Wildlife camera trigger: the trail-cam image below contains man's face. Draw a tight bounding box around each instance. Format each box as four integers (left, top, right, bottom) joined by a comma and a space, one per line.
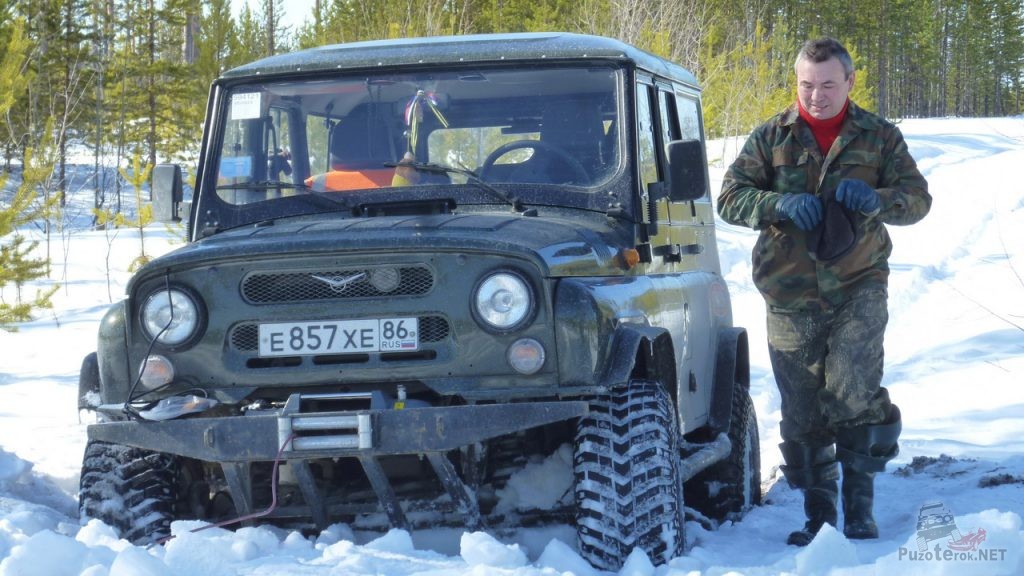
796, 57, 854, 120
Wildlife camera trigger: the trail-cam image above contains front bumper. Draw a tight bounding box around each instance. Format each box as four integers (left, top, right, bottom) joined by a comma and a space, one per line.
87, 394, 589, 462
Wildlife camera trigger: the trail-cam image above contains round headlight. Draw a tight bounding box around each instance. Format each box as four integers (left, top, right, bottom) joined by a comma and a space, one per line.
141, 288, 200, 346
474, 272, 533, 331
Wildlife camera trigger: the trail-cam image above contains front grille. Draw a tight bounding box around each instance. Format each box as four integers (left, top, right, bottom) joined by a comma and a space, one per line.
229, 315, 451, 352
242, 265, 433, 304
418, 316, 450, 342
230, 324, 260, 351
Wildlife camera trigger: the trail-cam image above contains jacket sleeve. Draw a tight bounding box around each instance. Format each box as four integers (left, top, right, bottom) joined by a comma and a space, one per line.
876, 125, 931, 225
717, 124, 785, 230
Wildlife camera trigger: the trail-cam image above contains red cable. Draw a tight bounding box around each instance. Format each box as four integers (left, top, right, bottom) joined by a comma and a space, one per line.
155, 432, 296, 545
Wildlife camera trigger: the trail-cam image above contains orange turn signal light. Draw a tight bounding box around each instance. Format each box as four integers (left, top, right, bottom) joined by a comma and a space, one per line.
620, 248, 641, 269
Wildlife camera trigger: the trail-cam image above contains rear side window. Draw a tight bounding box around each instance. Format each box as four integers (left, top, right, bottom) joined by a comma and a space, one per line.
636, 84, 660, 191
674, 94, 702, 141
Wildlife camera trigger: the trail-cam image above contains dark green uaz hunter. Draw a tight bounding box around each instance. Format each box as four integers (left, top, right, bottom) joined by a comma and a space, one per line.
77, 32, 760, 570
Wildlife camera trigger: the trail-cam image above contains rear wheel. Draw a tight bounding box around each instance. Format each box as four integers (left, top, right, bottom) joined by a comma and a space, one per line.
573, 380, 684, 571
79, 440, 181, 544
685, 382, 761, 522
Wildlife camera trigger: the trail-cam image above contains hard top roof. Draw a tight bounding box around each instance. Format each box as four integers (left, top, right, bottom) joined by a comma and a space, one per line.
221, 32, 699, 89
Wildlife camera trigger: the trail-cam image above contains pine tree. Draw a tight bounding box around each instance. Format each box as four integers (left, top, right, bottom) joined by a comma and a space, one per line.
846, 43, 876, 114
86, 0, 116, 221
295, 0, 331, 49
154, 0, 203, 164
116, 151, 153, 271
195, 0, 238, 76
0, 20, 58, 330
700, 21, 791, 139
234, 4, 266, 64
50, 0, 96, 208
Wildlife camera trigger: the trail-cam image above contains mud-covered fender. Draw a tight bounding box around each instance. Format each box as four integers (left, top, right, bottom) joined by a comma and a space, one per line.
96, 301, 132, 404
78, 352, 100, 410
599, 323, 677, 396
554, 276, 682, 389
708, 327, 749, 435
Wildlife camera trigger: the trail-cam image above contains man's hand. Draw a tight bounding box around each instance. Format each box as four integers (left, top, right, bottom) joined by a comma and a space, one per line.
777, 193, 823, 231
836, 178, 881, 214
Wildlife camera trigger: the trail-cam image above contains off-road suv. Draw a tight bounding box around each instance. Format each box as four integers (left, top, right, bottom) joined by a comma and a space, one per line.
77, 32, 759, 570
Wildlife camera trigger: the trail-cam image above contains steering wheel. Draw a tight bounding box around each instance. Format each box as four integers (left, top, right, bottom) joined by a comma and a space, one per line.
478, 139, 590, 184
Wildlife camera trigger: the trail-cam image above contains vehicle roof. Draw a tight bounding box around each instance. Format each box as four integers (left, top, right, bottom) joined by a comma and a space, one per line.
221, 32, 699, 89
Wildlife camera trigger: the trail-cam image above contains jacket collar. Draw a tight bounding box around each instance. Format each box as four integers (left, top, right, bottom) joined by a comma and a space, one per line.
780, 100, 882, 132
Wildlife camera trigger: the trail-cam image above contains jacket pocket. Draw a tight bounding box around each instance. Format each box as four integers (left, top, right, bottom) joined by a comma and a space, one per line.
771, 146, 809, 192
837, 152, 882, 187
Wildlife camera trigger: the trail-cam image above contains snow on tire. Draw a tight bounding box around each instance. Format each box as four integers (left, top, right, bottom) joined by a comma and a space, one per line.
573, 380, 684, 571
79, 440, 180, 545
684, 382, 761, 523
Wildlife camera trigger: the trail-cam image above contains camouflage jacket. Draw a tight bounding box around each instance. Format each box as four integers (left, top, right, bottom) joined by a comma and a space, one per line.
718, 101, 931, 310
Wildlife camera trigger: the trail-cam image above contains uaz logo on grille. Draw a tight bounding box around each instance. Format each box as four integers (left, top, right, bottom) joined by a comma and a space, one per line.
310, 272, 366, 292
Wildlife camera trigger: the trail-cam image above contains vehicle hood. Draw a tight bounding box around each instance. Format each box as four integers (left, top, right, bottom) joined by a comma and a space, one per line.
145, 212, 630, 279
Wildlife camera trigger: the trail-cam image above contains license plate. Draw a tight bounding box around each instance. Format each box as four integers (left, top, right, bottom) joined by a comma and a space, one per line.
258, 317, 418, 357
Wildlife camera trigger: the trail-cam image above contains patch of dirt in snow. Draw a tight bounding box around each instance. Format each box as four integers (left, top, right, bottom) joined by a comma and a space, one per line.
894, 454, 977, 478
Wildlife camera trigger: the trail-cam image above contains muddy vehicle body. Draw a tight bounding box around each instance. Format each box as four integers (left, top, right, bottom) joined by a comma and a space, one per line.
78, 32, 759, 569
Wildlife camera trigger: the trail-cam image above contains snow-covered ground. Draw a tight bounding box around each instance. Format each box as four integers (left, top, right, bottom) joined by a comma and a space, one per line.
1, 117, 1022, 575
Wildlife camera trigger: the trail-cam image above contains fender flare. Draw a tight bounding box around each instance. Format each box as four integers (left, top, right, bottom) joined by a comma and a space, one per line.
599, 323, 678, 401
78, 352, 100, 411
709, 327, 750, 435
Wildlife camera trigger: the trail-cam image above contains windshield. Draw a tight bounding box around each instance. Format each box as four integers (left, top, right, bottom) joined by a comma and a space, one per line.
211, 65, 622, 208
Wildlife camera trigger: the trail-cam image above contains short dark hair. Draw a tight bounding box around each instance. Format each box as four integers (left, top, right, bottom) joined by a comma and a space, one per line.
795, 37, 854, 78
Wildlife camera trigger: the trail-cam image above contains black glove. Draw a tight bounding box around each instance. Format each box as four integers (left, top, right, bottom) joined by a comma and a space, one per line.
776, 193, 823, 231
836, 178, 880, 214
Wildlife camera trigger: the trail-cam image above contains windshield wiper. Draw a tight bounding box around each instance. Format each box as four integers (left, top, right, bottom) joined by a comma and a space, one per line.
384, 161, 528, 213
216, 180, 310, 191
215, 180, 348, 209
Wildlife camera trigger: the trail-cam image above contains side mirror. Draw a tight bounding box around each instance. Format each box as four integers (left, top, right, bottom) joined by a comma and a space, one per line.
665, 139, 708, 202
152, 164, 183, 222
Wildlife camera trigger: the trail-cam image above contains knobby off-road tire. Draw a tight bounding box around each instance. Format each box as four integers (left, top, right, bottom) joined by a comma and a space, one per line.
685, 382, 761, 523
79, 440, 180, 545
574, 380, 685, 571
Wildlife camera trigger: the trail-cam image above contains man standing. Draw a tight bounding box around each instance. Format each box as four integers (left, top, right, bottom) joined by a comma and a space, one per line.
718, 37, 931, 546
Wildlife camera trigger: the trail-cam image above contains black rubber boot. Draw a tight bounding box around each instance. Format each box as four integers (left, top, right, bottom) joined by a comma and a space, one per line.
780, 442, 839, 546
836, 405, 902, 540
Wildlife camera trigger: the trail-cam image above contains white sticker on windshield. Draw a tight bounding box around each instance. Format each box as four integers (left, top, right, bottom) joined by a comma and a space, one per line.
230, 92, 261, 120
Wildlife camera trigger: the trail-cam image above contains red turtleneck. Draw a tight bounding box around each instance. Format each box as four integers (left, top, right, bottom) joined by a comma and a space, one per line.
798, 99, 849, 155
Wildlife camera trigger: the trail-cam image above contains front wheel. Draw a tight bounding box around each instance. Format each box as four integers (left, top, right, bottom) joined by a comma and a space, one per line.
79, 440, 181, 544
573, 380, 684, 571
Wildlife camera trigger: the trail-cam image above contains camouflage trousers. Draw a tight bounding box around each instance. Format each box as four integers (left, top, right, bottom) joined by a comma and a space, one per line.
767, 285, 893, 447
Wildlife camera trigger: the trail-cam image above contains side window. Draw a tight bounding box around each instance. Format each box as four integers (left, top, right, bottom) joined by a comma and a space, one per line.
674, 94, 702, 141
636, 84, 659, 191
658, 89, 680, 144
674, 93, 708, 201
